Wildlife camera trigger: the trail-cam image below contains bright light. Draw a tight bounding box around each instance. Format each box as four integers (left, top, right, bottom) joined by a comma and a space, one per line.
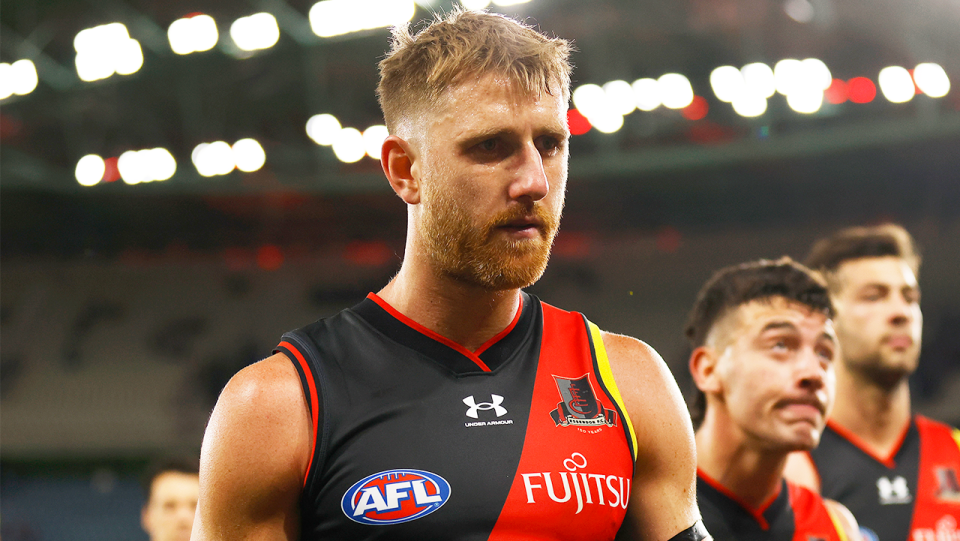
774, 59, 802, 96
309, 0, 415, 38
231, 13, 280, 52
461, 0, 491, 7
879, 66, 915, 103
710, 66, 745, 103
76, 154, 106, 186
590, 112, 624, 134
493, 0, 532, 5
168, 14, 219, 55
118, 148, 176, 184
786, 88, 823, 114
306, 114, 342, 145
332, 127, 366, 163
603, 80, 636, 115
913, 63, 950, 98
632, 78, 661, 111
232, 138, 266, 172
1, 60, 39, 99
741, 62, 776, 98
362, 125, 389, 159
732, 94, 767, 117
784, 0, 815, 23
572, 84, 607, 120
802, 58, 832, 90
193, 141, 235, 176
73, 23, 143, 82
658, 73, 694, 109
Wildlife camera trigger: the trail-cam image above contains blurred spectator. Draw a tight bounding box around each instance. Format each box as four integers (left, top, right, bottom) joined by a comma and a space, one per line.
141, 457, 199, 541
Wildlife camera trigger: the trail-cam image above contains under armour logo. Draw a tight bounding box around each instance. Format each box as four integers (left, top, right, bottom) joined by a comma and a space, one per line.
877, 475, 912, 505
463, 395, 507, 419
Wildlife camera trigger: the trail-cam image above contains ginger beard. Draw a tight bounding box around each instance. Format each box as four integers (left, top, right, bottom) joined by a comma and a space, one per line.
417, 178, 561, 290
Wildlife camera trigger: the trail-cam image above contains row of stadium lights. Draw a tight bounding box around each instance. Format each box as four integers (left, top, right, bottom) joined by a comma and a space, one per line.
73, 57, 953, 184
75, 139, 266, 186
4, 0, 526, 96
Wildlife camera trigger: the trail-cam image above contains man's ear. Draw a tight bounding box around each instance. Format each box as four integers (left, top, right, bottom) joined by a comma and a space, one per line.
689, 346, 722, 394
381, 135, 420, 205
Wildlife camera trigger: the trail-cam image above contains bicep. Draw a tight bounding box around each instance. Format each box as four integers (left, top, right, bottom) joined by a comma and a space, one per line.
603, 333, 699, 541
192, 354, 311, 541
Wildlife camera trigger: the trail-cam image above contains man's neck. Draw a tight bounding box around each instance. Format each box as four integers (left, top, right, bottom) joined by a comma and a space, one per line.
377, 263, 521, 352
829, 362, 912, 456
695, 419, 787, 510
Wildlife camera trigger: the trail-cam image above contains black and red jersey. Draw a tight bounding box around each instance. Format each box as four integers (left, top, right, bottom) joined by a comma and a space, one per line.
697, 470, 847, 540
807, 415, 960, 541
275, 292, 637, 540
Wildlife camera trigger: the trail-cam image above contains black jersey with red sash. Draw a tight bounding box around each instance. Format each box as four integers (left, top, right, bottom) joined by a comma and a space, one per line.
807, 415, 960, 541
274, 292, 637, 540
697, 470, 847, 541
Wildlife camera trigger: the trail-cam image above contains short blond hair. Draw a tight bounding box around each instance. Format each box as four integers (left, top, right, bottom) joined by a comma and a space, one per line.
377, 9, 572, 134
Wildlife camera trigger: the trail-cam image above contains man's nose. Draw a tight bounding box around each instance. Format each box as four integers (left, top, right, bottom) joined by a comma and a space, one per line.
797, 350, 827, 390
508, 143, 549, 202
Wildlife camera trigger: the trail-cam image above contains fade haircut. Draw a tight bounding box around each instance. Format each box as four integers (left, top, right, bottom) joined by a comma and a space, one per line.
377, 8, 572, 135
805, 223, 920, 292
684, 258, 834, 427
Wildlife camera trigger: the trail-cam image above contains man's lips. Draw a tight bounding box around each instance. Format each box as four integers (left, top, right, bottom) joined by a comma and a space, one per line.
775, 396, 826, 419
885, 334, 914, 349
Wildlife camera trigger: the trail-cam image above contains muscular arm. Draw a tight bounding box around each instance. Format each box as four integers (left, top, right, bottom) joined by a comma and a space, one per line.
191, 353, 312, 541
603, 332, 701, 541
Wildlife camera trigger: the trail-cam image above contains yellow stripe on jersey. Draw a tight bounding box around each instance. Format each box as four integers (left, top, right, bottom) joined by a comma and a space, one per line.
824, 503, 850, 541
952, 428, 960, 452
588, 321, 638, 462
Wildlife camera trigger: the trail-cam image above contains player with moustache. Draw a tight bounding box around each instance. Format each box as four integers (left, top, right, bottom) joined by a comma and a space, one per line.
784, 224, 960, 541
192, 9, 707, 541
686, 259, 863, 540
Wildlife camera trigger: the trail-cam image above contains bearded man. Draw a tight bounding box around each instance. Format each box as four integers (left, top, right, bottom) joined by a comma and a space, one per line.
191, 9, 706, 541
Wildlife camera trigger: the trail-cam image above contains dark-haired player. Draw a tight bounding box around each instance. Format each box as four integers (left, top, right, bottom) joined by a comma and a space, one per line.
784, 224, 960, 541
686, 258, 862, 540
192, 9, 707, 541
141, 457, 199, 541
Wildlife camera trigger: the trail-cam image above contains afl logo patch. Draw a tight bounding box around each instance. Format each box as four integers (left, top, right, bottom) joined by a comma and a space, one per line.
341, 469, 451, 525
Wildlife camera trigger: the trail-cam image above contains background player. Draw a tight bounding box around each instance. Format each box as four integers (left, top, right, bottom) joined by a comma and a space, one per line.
191, 9, 707, 541
784, 224, 960, 541
686, 258, 862, 540
141, 457, 199, 541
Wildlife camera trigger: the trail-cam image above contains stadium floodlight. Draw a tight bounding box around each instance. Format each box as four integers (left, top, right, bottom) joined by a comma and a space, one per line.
169, 14, 219, 55
603, 80, 636, 116
231, 13, 281, 52
118, 148, 176, 184
878, 66, 915, 103
632, 78, 661, 111
492, 0, 532, 5
193, 141, 235, 176
913, 63, 950, 98
773, 59, 802, 96
710, 66, 745, 103
732, 93, 767, 117
572, 84, 606, 120
306, 114, 342, 145
786, 88, 823, 114
461, 0, 491, 7
332, 128, 366, 163
741, 62, 776, 99
309, 0, 415, 38
74, 23, 144, 82
76, 154, 106, 186
363, 125, 389, 159
658, 73, 694, 109
232, 139, 267, 172
589, 111, 624, 134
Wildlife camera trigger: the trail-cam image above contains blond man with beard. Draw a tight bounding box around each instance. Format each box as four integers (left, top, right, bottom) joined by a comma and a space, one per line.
784, 224, 960, 541
191, 9, 705, 541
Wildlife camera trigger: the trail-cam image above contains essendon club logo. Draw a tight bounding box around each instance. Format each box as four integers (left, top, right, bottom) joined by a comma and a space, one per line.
550, 374, 617, 428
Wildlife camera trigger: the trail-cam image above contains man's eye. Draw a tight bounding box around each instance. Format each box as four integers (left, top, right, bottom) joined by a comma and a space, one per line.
479, 139, 498, 152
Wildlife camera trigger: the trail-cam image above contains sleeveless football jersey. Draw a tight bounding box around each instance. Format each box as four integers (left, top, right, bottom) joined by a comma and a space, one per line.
697, 470, 847, 541
807, 415, 960, 541
275, 292, 638, 540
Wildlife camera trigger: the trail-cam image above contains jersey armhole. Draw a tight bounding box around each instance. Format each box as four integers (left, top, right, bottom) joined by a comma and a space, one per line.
586, 320, 638, 461
275, 336, 323, 488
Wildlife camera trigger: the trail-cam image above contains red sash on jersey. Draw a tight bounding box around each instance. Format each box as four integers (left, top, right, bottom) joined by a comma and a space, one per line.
487, 302, 636, 540
909, 415, 960, 540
